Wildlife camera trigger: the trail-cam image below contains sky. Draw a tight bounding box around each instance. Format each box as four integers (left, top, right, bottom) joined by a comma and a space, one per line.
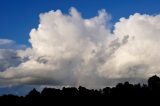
1, 0, 160, 95
1, 0, 160, 45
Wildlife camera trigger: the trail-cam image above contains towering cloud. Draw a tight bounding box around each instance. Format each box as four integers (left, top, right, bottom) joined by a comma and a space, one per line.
112, 13, 160, 78
0, 8, 160, 88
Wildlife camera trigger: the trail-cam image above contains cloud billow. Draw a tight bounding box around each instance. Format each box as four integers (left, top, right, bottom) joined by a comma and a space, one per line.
0, 8, 160, 88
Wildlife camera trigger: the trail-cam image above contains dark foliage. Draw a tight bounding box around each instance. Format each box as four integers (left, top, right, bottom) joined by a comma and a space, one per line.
1, 75, 160, 104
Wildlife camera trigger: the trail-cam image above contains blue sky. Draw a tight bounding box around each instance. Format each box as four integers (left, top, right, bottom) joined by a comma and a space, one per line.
0, 0, 160, 46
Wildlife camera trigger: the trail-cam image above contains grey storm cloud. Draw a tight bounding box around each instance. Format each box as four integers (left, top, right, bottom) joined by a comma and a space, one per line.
0, 39, 25, 72
0, 8, 160, 88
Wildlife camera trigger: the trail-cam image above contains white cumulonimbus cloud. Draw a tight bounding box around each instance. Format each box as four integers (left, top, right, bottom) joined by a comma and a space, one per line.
0, 8, 160, 88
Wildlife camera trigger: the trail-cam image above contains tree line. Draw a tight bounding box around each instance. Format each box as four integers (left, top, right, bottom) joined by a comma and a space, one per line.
1, 75, 160, 104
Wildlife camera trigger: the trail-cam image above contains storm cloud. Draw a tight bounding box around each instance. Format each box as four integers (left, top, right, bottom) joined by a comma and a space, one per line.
0, 8, 160, 88
0, 39, 25, 72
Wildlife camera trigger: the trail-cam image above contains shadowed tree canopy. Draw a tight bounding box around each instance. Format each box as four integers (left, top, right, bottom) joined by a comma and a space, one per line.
148, 75, 160, 89
1, 75, 160, 104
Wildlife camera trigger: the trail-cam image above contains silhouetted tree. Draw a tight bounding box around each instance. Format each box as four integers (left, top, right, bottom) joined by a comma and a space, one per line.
1, 75, 160, 103
148, 75, 160, 89
26, 88, 40, 98
62, 87, 78, 96
41, 88, 62, 97
103, 87, 111, 96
